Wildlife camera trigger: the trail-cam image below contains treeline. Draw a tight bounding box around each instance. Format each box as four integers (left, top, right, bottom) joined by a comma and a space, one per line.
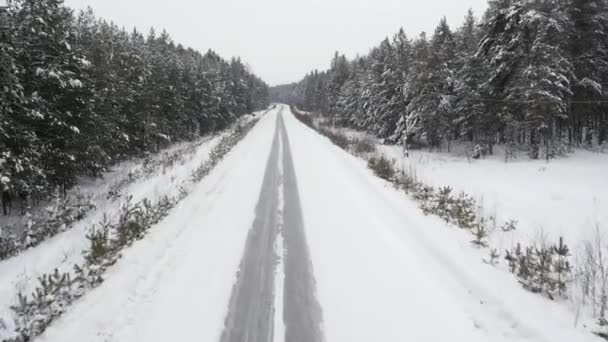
273, 0, 608, 158
0, 0, 269, 200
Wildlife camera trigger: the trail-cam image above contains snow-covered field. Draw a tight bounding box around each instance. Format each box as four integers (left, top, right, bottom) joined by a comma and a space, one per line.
0, 127, 230, 338
380, 146, 608, 251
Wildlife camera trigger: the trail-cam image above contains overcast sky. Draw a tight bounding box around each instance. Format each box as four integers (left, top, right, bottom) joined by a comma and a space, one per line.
64, 0, 488, 86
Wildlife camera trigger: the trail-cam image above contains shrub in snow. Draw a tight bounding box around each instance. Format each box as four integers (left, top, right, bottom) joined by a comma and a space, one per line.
552, 237, 571, 297
451, 192, 478, 229
416, 185, 479, 231
484, 248, 500, 266
396, 171, 420, 194
412, 184, 435, 203
352, 137, 377, 155
505, 237, 572, 300
84, 215, 112, 265
501, 219, 518, 232
114, 196, 150, 247
421, 186, 454, 222
471, 224, 489, 248
367, 155, 396, 181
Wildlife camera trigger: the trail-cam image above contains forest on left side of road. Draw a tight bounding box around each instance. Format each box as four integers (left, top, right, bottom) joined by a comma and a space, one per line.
0, 0, 269, 203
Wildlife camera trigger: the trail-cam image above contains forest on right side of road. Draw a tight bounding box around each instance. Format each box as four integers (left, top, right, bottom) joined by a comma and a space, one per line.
272, 0, 608, 159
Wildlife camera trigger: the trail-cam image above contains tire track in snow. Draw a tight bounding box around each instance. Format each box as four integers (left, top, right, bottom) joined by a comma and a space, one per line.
220, 114, 282, 342
278, 113, 324, 342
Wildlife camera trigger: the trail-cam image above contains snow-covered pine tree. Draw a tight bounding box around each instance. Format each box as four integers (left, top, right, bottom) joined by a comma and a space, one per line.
335, 58, 364, 127
387, 28, 412, 144
14, 0, 92, 194
406, 18, 457, 151
326, 52, 350, 118
478, 0, 573, 159
454, 10, 497, 155
404, 32, 431, 148
567, 0, 608, 147
367, 38, 404, 139
0, 3, 42, 201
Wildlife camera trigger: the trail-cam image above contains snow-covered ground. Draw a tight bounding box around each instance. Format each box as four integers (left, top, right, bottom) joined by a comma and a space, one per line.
283, 108, 599, 342
380, 145, 608, 251
322, 121, 608, 331
3, 105, 603, 341
34, 109, 278, 342
0, 126, 230, 337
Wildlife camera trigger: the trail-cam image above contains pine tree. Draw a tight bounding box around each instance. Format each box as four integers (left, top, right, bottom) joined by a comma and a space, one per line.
14, 0, 92, 194
567, 0, 608, 147
454, 9, 497, 154
387, 28, 412, 143
336, 58, 365, 128
366, 38, 404, 138
479, 0, 573, 158
406, 18, 457, 150
404, 32, 431, 147
327, 52, 350, 117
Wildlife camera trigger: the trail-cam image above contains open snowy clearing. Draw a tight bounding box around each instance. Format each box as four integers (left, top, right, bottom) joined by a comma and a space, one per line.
14, 105, 597, 342
379, 145, 608, 253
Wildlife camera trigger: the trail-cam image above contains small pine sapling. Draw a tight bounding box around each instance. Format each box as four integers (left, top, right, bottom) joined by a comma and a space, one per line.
414, 184, 435, 203
534, 246, 555, 298
113, 196, 145, 247
501, 219, 518, 232
517, 247, 535, 290
471, 224, 489, 247
552, 236, 571, 297
84, 215, 112, 265
367, 155, 396, 181
397, 172, 417, 194
434, 186, 453, 221
451, 192, 477, 229
484, 248, 500, 266
505, 243, 523, 274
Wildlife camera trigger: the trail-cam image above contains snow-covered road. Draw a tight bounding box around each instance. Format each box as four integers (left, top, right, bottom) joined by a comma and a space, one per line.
34, 105, 599, 342
220, 111, 322, 342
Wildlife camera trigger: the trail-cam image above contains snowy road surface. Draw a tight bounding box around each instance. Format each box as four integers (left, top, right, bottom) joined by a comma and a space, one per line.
36, 105, 599, 342
220, 112, 322, 342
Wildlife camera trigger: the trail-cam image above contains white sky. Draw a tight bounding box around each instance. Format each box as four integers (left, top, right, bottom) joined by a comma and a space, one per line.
64, 0, 488, 86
